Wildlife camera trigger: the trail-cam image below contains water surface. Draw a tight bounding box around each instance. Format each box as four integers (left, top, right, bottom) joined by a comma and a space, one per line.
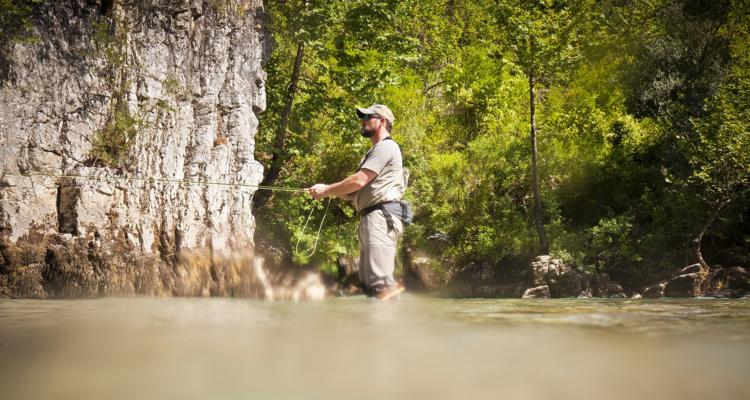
1, 296, 748, 399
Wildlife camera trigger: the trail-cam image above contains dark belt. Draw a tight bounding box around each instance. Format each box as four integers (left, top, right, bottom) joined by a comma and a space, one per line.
360, 201, 400, 231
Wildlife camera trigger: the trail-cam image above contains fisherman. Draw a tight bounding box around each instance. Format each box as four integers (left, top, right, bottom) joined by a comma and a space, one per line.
306, 104, 406, 300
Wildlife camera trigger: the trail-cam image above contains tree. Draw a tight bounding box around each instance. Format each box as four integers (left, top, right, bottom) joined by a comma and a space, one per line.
497, 0, 600, 255
688, 3, 750, 269
253, 0, 341, 210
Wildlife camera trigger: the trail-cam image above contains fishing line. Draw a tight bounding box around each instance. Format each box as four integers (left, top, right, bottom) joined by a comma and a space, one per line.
3, 172, 333, 256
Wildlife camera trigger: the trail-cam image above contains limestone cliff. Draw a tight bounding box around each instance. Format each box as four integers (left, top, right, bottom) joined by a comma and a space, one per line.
0, 0, 271, 297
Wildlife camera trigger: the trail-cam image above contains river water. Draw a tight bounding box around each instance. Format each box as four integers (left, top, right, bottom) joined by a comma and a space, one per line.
1, 296, 749, 400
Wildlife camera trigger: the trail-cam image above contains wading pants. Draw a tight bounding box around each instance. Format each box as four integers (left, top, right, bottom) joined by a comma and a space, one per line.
357, 209, 404, 291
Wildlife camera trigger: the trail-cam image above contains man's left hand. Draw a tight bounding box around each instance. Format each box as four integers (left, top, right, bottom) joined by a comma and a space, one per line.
306, 183, 329, 200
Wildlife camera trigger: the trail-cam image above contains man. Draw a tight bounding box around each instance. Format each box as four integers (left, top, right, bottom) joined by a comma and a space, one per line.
307, 104, 406, 300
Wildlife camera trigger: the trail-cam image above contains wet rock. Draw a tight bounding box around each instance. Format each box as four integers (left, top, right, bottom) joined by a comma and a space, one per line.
664, 272, 704, 298
4, 263, 46, 298
725, 267, 749, 292
631, 293, 642, 299
642, 283, 666, 298
522, 285, 550, 299
577, 289, 592, 299
551, 269, 584, 298
527, 256, 584, 298
607, 282, 627, 298
705, 266, 750, 298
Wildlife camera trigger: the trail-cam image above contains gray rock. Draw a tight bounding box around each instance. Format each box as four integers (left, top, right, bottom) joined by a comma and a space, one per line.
528, 256, 590, 298
522, 285, 550, 299
552, 269, 583, 298
664, 272, 704, 297
642, 283, 666, 298
606, 282, 626, 298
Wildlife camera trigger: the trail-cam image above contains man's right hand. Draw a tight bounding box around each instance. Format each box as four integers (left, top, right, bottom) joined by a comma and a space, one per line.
306, 184, 329, 200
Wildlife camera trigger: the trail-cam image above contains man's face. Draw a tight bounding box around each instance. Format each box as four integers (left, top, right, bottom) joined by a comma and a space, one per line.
360, 114, 382, 138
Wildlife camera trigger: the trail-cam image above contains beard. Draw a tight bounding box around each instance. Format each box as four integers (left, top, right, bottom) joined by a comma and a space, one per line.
360, 126, 376, 138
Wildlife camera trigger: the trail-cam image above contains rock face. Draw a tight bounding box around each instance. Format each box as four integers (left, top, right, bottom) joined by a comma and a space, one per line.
0, 1, 271, 298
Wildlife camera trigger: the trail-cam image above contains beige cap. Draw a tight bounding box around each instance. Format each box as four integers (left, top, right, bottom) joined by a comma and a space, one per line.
356, 104, 395, 125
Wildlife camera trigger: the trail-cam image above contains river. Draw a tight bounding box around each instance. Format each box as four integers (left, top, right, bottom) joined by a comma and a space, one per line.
1, 296, 749, 399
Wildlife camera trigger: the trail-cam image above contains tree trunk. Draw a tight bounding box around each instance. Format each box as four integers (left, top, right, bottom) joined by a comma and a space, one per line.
692, 199, 729, 270
529, 75, 549, 255
253, 41, 305, 211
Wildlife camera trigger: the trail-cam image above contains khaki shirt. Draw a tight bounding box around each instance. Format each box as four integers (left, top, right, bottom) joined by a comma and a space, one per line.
347, 138, 405, 212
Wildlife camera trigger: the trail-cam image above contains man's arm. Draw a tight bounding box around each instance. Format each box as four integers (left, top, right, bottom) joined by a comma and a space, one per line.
307, 169, 377, 200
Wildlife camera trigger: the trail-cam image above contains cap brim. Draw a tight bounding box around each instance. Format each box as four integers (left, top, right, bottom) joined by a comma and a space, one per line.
356, 107, 375, 118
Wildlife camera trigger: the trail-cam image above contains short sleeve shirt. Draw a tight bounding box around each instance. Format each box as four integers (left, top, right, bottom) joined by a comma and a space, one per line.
351, 138, 405, 212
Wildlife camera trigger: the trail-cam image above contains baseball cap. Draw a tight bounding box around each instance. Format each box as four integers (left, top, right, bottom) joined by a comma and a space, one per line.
356, 104, 395, 125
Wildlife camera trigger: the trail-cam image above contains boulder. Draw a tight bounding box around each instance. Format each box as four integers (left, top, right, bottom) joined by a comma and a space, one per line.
606, 282, 627, 298
522, 285, 550, 299
705, 266, 750, 298
642, 283, 666, 298
664, 272, 704, 297
528, 256, 585, 298
550, 269, 583, 298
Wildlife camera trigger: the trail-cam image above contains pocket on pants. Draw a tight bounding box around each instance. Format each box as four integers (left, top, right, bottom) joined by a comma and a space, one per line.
361, 210, 401, 248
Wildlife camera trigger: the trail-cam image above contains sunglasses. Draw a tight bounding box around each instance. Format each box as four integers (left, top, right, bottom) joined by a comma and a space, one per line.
360, 114, 382, 121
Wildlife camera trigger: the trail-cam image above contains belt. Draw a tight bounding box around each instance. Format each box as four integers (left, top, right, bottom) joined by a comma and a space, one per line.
360, 201, 400, 231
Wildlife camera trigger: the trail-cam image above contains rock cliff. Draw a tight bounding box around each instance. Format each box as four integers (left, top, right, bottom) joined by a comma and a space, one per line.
0, 0, 271, 297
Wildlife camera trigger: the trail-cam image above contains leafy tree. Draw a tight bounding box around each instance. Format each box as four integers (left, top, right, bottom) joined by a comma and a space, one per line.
496, 0, 601, 255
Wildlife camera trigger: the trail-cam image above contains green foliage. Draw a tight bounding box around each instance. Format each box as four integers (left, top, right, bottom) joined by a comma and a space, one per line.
0, 0, 42, 41
162, 74, 188, 101
89, 102, 143, 169
257, 0, 750, 288
0, 0, 45, 80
